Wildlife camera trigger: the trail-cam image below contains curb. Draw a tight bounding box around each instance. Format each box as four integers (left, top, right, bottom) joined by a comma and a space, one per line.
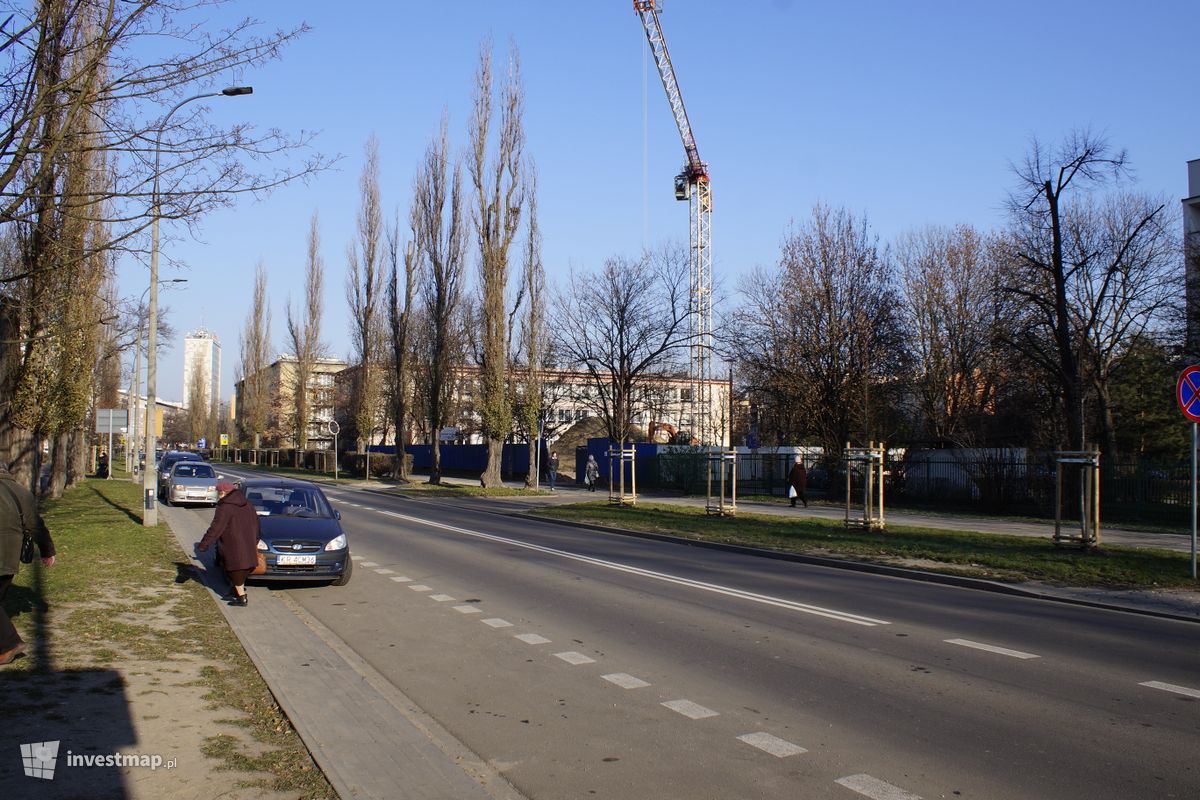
507, 510, 1200, 626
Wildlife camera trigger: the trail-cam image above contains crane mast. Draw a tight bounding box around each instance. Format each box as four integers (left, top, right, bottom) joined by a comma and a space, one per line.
635, 0, 714, 446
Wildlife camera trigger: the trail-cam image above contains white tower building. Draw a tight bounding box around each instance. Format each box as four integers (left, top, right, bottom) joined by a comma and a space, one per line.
183, 329, 221, 410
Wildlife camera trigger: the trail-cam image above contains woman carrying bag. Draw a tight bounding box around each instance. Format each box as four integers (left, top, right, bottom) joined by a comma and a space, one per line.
196, 482, 260, 606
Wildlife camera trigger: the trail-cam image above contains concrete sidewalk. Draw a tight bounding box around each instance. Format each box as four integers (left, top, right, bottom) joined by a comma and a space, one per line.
162, 505, 524, 800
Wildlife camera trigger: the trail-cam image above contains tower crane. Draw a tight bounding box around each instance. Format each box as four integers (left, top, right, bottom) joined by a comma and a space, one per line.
634, 0, 714, 445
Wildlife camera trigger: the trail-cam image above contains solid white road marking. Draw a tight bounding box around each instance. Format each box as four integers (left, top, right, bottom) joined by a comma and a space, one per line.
361, 561, 379, 568
453, 605, 482, 614
554, 651, 596, 665
409, 584, 433, 592
390, 576, 412, 583
429, 594, 455, 602
661, 699, 719, 719
835, 774, 922, 800
602, 673, 651, 689
375, 568, 395, 574
371, 509, 889, 627
515, 633, 551, 645
1140, 680, 1200, 699
481, 618, 513, 628
944, 638, 1039, 660
736, 732, 807, 757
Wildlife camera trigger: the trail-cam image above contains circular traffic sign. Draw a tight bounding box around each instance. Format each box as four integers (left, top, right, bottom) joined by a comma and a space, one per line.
328, 420, 340, 435
1177, 366, 1200, 423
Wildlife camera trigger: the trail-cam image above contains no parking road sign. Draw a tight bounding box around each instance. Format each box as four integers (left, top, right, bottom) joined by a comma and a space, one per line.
1179, 366, 1200, 423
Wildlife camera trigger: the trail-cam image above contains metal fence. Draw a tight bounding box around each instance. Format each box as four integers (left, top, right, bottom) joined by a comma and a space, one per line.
636, 451, 1193, 530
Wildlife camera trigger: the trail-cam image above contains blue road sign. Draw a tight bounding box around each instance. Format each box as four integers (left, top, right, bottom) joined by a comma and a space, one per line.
1177, 366, 1200, 423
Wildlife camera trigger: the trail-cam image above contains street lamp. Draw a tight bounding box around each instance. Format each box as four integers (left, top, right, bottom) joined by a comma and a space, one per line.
143, 86, 252, 526
126, 279, 187, 477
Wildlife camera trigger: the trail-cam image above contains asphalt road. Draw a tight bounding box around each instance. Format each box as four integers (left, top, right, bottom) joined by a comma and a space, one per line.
180, 475, 1200, 799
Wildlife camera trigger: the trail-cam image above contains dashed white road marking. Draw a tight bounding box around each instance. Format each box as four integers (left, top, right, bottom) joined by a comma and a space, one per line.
429, 594, 456, 602
361, 561, 379, 568
661, 699, 719, 719
515, 633, 551, 645
944, 638, 1039, 660
835, 774, 922, 800
602, 673, 651, 689
736, 732, 807, 757
453, 605, 482, 614
374, 568, 395, 574
1140, 680, 1200, 699
553, 651, 596, 665
350, 555, 364, 561
371, 509, 889, 626
481, 618, 513, 628
390, 576, 412, 583
409, 584, 433, 592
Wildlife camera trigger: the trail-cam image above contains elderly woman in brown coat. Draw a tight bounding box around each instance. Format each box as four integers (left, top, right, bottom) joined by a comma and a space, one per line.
197, 481, 260, 606
0, 462, 55, 665
787, 456, 808, 508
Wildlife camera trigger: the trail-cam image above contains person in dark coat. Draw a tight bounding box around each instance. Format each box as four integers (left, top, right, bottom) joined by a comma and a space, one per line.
0, 462, 56, 665
787, 456, 808, 508
96, 450, 109, 479
197, 482, 260, 606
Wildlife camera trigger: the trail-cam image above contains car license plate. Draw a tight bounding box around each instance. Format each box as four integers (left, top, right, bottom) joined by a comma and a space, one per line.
276, 554, 316, 565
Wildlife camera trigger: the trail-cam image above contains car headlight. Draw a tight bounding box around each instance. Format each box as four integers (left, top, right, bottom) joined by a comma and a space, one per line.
257, 540, 268, 551
324, 533, 347, 551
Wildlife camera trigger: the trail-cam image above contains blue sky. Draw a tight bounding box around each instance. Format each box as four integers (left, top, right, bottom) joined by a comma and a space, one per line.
117, 0, 1198, 403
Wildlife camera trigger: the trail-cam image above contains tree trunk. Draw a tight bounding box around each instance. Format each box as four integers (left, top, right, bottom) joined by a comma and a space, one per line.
429, 437, 442, 485
525, 435, 537, 489
481, 438, 503, 488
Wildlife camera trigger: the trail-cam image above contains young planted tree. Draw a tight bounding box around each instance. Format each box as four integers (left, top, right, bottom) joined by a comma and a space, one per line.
286, 212, 326, 450
468, 42, 525, 488
238, 263, 272, 447
346, 136, 385, 457
413, 115, 467, 484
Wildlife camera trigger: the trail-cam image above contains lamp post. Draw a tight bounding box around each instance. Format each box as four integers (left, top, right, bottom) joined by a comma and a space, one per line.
143, 86, 252, 526
127, 279, 187, 478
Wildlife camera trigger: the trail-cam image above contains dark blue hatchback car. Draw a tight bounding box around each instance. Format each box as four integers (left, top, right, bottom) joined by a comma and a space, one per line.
240, 478, 352, 586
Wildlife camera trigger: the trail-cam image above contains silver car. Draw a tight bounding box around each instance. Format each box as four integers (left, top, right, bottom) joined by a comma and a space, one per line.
165, 460, 222, 506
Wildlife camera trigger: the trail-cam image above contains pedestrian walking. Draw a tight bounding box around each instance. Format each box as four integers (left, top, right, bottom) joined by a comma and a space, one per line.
0, 462, 56, 666
196, 481, 260, 606
787, 456, 808, 508
96, 450, 109, 479
548, 451, 560, 491
585, 454, 599, 492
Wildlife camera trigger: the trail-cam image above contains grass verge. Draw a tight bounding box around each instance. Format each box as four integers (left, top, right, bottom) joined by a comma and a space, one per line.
528, 501, 1196, 589
2, 477, 336, 799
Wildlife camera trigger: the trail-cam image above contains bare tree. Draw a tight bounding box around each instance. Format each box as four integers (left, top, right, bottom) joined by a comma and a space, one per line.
286, 211, 326, 450
730, 205, 900, 456
554, 246, 692, 444
1002, 130, 1147, 452
1069, 192, 1176, 459
238, 262, 271, 447
413, 114, 467, 484
385, 210, 418, 481
468, 41, 525, 488
186, 348, 208, 444
515, 169, 545, 488
896, 224, 1004, 445
346, 135, 385, 457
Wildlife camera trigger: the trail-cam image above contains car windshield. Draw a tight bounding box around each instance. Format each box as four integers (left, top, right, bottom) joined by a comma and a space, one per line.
244, 486, 332, 518
173, 463, 214, 479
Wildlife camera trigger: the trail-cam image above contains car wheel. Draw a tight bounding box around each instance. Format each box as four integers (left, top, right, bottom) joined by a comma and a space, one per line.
331, 555, 353, 587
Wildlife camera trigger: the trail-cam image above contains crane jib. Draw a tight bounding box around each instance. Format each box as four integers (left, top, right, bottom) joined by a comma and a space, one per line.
636, 5, 705, 179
